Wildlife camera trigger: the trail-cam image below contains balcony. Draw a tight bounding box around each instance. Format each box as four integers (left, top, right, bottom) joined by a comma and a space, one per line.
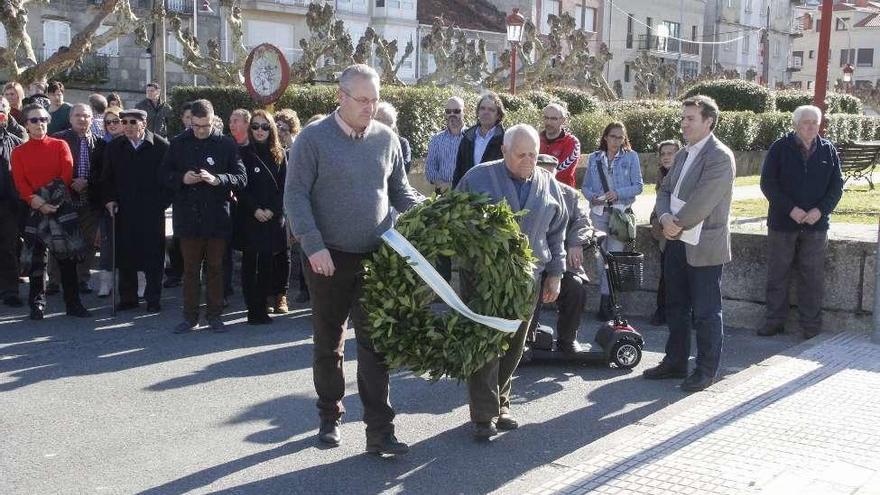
637, 34, 699, 57
787, 57, 803, 72
166, 0, 193, 14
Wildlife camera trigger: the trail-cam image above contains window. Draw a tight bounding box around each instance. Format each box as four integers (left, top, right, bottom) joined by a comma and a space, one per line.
95, 25, 119, 57
815, 18, 821, 32
742, 32, 750, 54
486, 50, 496, 71
691, 25, 697, 41
791, 51, 803, 68
384, 0, 412, 11
806, 80, 813, 90
42, 19, 71, 60
840, 48, 855, 66
809, 49, 814, 59
247, 20, 295, 63
744, 0, 752, 13
857, 48, 873, 68
624, 63, 631, 83
575, 5, 597, 32
724, 32, 732, 52
681, 60, 699, 79
542, 0, 560, 34
626, 14, 633, 49
791, 81, 803, 89
658, 21, 679, 52
835, 18, 848, 31
773, 40, 779, 58
167, 32, 183, 58
646, 17, 652, 40
376, 0, 384, 6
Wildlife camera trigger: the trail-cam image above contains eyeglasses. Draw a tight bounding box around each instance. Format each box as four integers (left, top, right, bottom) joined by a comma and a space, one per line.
105, 119, 121, 126
250, 123, 272, 131
607, 134, 625, 140
122, 119, 141, 125
444, 108, 462, 115
342, 88, 379, 107
27, 117, 50, 124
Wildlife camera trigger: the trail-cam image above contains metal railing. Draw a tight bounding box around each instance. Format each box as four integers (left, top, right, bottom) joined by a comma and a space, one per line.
166, 0, 193, 14
637, 34, 699, 56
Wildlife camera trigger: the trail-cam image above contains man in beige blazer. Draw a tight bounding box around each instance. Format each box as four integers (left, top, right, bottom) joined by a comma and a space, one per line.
644, 95, 736, 392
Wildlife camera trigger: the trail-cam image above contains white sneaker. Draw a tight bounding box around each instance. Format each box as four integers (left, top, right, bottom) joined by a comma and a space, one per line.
97, 271, 112, 297
137, 272, 146, 299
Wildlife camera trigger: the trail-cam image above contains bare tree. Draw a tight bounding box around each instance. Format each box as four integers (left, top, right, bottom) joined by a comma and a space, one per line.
165, 0, 248, 85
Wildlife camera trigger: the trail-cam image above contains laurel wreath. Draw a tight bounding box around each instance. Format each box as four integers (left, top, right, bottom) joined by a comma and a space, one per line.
362, 191, 537, 381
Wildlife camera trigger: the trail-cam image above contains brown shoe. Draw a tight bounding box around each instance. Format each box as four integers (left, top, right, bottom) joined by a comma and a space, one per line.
274, 295, 289, 314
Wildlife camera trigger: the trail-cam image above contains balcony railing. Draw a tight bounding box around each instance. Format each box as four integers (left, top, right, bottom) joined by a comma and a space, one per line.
166, 0, 193, 14
638, 34, 699, 56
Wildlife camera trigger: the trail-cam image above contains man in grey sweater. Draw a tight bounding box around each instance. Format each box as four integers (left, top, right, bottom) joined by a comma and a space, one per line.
284, 64, 423, 456
456, 124, 568, 440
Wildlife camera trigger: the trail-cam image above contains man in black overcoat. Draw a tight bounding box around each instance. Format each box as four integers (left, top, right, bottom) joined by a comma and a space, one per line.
102, 109, 170, 312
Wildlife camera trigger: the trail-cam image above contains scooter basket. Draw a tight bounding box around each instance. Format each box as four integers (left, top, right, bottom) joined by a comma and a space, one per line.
607, 251, 644, 292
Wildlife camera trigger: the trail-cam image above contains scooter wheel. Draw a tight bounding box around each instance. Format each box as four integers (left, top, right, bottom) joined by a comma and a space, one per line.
611, 341, 641, 369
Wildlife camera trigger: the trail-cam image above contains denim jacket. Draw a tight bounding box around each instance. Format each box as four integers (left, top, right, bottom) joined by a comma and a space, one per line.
582, 149, 643, 210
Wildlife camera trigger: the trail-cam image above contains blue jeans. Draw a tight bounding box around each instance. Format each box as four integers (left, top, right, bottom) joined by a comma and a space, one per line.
663, 240, 724, 377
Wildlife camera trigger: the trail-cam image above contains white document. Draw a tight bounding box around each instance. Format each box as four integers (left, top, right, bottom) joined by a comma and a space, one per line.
380, 228, 524, 334
670, 195, 703, 246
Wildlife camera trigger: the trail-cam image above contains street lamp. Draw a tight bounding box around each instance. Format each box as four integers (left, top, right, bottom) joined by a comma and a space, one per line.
506, 8, 525, 95
842, 63, 854, 93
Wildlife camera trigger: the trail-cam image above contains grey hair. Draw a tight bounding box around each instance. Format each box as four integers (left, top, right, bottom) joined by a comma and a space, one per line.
792, 105, 822, 127
374, 101, 398, 128
447, 96, 464, 107
503, 124, 540, 149
543, 102, 568, 119
339, 64, 380, 92
230, 108, 251, 123
70, 102, 92, 115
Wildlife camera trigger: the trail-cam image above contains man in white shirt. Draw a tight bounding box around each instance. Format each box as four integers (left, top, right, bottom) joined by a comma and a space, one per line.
644, 95, 735, 393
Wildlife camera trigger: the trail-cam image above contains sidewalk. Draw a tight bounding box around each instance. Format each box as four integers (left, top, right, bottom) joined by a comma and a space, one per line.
520, 332, 880, 495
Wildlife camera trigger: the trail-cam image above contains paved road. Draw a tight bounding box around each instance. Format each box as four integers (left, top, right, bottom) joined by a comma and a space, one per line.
1, 287, 800, 495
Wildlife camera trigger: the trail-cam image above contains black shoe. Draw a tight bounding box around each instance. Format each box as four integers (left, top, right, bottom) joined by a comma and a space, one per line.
318, 419, 341, 445
30, 306, 45, 320
222, 297, 230, 308
293, 291, 310, 304
366, 432, 409, 455
681, 371, 715, 392
45, 284, 60, 295
146, 302, 161, 313
556, 340, 583, 354
643, 362, 688, 380
3, 295, 23, 307
595, 295, 611, 321
802, 328, 820, 340
757, 323, 784, 336
79, 281, 93, 294
66, 304, 91, 317
173, 320, 197, 334
117, 301, 139, 311
208, 317, 227, 333
473, 422, 498, 440
650, 308, 666, 326
247, 314, 273, 325
163, 276, 181, 288
496, 413, 519, 431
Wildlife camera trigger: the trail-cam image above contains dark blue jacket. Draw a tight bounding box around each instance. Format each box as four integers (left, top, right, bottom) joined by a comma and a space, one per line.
760, 132, 844, 231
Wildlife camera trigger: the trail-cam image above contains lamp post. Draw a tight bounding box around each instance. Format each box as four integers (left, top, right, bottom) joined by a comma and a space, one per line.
506, 8, 525, 95
842, 63, 854, 94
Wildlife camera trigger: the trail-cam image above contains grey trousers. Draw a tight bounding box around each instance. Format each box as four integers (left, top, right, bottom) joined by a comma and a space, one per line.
764, 229, 828, 333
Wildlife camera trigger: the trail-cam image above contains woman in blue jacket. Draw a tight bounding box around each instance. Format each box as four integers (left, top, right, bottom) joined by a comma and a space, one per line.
582, 122, 643, 320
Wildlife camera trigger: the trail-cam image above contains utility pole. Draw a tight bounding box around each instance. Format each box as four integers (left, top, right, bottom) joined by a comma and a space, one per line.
761, 4, 770, 86
153, 0, 167, 101
192, 0, 198, 86
812, 0, 834, 121
874, 217, 880, 344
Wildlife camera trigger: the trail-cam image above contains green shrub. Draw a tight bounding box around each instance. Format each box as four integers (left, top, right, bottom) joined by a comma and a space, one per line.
825, 114, 880, 143
168, 86, 255, 136
772, 89, 863, 115
600, 99, 679, 115
773, 90, 812, 113
276, 84, 338, 121
753, 112, 792, 150
504, 104, 543, 132
547, 87, 600, 115
620, 108, 681, 153
683, 80, 775, 113
569, 112, 615, 152
497, 92, 536, 113
714, 111, 759, 151
520, 90, 559, 111
381, 86, 460, 158
825, 93, 863, 114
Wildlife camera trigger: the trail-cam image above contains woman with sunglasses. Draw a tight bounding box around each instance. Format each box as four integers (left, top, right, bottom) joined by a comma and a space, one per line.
236, 110, 289, 324
93, 107, 125, 297
11, 103, 90, 320
582, 121, 643, 321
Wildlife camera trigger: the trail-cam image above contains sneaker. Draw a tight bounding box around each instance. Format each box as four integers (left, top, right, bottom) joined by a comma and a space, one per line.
274, 295, 289, 314
208, 317, 227, 333
173, 320, 197, 334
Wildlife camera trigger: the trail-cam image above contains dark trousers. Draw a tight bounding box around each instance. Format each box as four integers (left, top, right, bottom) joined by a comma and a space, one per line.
305, 249, 395, 439
165, 236, 183, 279
469, 288, 541, 423
556, 272, 587, 343
272, 248, 290, 297
663, 240, 724, 377
223, 244, 234, 296
119, 268, 162, 305
0, 203, 20, 297
49, 205, 98, 286
180, 238, 226, 322
656, 248, 667, 311
290, 242, 309, 295
242, 250, 272, 318
765, 229, 827, 333
28, 240, 80, 309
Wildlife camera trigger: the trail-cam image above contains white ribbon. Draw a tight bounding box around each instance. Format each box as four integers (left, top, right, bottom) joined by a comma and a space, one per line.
380, 228, 523, 334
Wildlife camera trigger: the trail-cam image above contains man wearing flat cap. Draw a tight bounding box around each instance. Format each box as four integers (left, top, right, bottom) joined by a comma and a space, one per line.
101, 108, 170, 311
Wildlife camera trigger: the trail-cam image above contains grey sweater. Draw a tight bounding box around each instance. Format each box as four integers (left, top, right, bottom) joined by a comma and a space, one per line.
456, 160, 568, 280
284, 115, 423, 256
559, 182, 593, 278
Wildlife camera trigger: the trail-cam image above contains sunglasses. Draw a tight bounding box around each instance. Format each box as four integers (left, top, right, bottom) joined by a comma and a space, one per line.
28, 117, 50, 124
122, 119, 143, 125
250, 123, 272, 131
105, 119, 121, 125
444, 108, 462, 115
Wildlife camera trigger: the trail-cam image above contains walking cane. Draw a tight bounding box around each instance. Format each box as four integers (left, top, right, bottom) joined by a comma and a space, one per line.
111, 209, 117, 317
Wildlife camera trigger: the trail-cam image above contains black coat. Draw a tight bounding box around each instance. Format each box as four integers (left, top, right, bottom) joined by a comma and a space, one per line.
161, 129, 247, 240
53, 129, 106, 212
452, 124, 504, 187
0, 129, 23, 204
101, 132, 170, 271
235, 143, 287, 253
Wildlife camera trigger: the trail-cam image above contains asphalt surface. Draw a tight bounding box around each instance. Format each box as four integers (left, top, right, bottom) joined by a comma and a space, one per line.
0, 286, 800, 495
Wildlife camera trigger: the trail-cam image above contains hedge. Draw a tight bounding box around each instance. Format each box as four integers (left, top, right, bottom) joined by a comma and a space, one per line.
773, 89, 863, 115
547, 87, 600, 115
683, 80, 775, 113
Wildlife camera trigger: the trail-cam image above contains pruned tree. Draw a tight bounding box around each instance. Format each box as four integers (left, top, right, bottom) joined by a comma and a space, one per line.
290, 3, 353, 83
166, 0, 248, 85
418, 16, 488, 87
0, 0, 148, 85
356, 27, 413, 86
632, 52, 677, 99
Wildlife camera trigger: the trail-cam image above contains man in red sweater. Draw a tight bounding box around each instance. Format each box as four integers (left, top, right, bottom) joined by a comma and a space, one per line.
11, 103, 89, 320
540, 103, 581, 188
